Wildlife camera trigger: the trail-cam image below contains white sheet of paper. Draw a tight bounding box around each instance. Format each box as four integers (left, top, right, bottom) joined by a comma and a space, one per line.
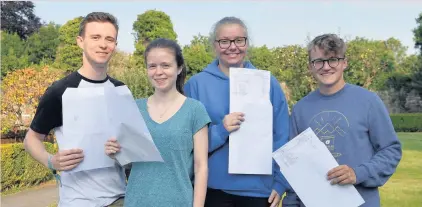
229, 67, 273, 175
61, 87, 113, 172
61, 86, 163, 173
109, 86, 164, 166
272, 128, 365, 207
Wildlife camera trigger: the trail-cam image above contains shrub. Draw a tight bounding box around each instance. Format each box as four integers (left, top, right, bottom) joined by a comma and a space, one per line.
390, 113, 422, 132
1, 142, 58, 192
1, 67, 65, 136
108, 51, 153, 99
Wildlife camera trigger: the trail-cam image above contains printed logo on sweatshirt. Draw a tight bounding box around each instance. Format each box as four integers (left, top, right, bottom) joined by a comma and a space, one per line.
308, 111, 350, 160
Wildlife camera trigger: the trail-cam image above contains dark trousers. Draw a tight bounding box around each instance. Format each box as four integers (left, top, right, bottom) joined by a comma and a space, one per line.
205, 188, 271, 207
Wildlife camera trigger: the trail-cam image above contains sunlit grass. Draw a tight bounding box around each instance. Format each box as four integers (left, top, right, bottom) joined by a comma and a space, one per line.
379, 133, 422, 207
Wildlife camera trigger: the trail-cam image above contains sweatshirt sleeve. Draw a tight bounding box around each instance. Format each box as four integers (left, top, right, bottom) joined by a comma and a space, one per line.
282, 106, 302, 207
184, 79, 230, 153
270, 77, 291, 196
352, 93, 402, 187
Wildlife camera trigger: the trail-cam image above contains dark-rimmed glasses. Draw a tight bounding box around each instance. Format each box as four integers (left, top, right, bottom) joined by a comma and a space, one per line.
310, 57, 345, 70
215, 37, 247, 49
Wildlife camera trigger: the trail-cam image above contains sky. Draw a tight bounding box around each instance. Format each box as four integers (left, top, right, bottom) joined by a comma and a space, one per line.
33, 1, 422, 55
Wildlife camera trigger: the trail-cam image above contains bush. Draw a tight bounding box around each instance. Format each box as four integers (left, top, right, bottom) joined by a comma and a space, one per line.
1, 142, 58, 192
1, 67, 65, 136
108, 51, 153, 99
390, 113, 422, 132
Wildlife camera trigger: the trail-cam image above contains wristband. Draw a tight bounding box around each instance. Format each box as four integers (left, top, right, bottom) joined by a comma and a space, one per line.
48, 154, 62, 187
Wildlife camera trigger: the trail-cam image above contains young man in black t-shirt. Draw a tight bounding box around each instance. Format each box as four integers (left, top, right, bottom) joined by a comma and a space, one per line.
24, 12, 126, 207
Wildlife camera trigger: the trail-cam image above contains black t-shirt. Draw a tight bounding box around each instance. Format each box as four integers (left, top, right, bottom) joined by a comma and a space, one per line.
30, 71, 125, 135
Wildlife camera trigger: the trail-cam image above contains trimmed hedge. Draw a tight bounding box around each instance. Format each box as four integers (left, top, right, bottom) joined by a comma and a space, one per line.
390, 113, 422, 132
1, 142, 57, 192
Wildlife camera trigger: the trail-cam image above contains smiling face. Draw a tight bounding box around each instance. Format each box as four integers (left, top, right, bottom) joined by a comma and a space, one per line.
77, 21, 117, 67
146, 48, 181, 93
213, 23, 248, 68
308, 46, 348, 89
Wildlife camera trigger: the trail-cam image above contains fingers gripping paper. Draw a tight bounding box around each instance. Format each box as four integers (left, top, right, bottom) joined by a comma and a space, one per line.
62, 86, 163, 173
272, 128, 365, 207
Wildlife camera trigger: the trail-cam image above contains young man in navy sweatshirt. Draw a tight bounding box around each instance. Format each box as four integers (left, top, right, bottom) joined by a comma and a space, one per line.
282, 34, 402, 207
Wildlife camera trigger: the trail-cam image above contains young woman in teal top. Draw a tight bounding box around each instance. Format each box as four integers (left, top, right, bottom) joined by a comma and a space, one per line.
105, 38, 211, 207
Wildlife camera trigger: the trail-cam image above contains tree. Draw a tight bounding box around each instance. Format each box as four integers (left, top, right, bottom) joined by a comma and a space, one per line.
25, 23, 61, 65
410, 12, 422, 97
409, 56, 422, 97
108, 51, 153, 99
381, 54, 422, 113
183, 34, 214, 76
1, 67, 64, 136
272, 45, 315, 106
345, 37, 398, 90
190, 34, 213, 54
0, 32, 29, 77
0, 1, 42, 39
384, 37, 407, 64
413, 12, 422, 53
132, 10, 177, 66
53, 17, 83, 71
248, 45, 276, 71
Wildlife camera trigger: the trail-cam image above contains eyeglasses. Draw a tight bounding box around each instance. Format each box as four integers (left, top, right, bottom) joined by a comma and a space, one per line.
215, 37, 247, 49
310, 57, 345, 70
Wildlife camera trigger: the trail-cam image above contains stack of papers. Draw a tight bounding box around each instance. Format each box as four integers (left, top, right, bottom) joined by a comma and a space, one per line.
61, 85, 163, 173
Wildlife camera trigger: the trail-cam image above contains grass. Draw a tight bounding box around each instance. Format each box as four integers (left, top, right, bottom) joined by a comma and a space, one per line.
379, 132, 422, 207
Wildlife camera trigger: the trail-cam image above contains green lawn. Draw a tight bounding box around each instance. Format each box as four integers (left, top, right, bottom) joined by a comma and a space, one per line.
379, 132, 422, 207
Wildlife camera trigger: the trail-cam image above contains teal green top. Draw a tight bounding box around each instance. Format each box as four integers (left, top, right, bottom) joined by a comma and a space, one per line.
124, 97, 211, 207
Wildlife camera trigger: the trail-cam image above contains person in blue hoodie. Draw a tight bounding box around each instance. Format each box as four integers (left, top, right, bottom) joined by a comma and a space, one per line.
184, 16, 290, 207
282, 34, 402, 207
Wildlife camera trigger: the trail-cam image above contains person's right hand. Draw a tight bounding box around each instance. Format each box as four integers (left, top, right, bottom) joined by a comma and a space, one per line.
105, 138, 121, 159
223, 112, 245, 132
51, 149, 84, 171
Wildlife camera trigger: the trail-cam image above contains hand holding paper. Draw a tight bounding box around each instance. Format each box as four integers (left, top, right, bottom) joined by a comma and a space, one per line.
327, 164, 357, 185
222, 112, 245, 132
61, 86, 163, 173
272, 128, 365, 207
51, 149, 84, 171
105, 138, 121, 159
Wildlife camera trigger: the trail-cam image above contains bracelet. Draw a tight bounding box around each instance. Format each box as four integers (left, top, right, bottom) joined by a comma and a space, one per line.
47, 154, 56, 171
48, 154, 62, 187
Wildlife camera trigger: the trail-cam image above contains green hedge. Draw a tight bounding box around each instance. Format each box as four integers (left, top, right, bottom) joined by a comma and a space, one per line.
390, 113, 422, 132
1, 142, 57, 192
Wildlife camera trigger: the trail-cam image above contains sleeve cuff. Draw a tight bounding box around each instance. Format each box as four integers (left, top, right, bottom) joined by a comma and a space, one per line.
272, 181, 286, 197
29, 124, 49, 135
216, 122, 230, 142
353, 165, 370, 184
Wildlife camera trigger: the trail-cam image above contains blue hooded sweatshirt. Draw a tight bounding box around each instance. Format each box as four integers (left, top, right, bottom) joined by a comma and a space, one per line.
184, 59, 290, 197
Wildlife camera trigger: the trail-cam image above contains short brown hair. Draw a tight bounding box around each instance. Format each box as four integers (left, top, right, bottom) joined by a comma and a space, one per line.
79, 12, 119, 37
307, 34, 346, 60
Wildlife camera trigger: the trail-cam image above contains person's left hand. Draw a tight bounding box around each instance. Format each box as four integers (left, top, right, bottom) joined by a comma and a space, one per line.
327, 165, 356, 185
268, 189, 280, 207
104, 137, 121, 159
